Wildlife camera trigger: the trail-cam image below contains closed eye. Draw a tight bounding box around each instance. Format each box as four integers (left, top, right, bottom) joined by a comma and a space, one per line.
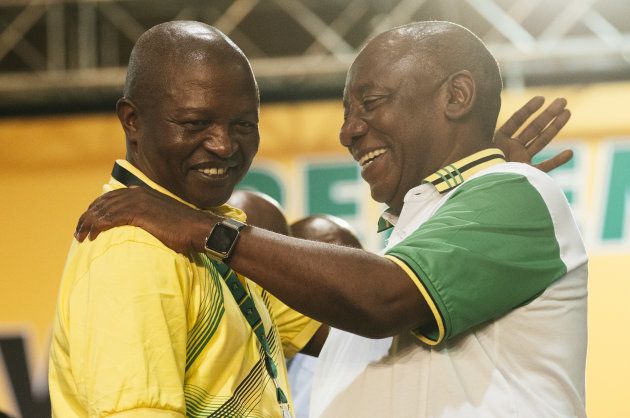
363, 96, 386, 111
181, 120, 210, 131
233, 119, 258, 134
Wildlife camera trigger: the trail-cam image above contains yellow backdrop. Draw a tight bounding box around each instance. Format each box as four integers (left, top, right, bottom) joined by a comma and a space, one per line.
0, 82, 628, 417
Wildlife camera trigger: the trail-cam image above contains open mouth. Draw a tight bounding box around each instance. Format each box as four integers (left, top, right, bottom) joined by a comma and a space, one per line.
194, 167, 231, 179
359, 148, 387, 167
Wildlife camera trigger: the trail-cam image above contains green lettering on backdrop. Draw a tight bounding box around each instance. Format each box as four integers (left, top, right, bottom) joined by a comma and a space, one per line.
238, 168, 285, 206
306, 162, 359, 217
533, 151, 576, 205
602, 145, 630, 241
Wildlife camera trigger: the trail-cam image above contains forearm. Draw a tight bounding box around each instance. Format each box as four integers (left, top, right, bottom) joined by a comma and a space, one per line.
75, 189, 433, 338
226, 225, 431, 338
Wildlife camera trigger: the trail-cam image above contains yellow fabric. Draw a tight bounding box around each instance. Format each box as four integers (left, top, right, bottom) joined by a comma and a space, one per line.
108, 408, 185, 417
49, 160, 320, 418
258, 288, 323, 359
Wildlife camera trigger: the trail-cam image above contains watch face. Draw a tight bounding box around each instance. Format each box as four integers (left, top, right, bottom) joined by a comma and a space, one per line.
206, 223, 240, 255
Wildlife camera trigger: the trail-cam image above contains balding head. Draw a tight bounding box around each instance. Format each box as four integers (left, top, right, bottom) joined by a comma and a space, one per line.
124, 21, 258, 110
291, 215, 362, 249
341, 21, 503, 214
360, 21, 502, 139
117, 21, 261, 210
228, 190, 290, 236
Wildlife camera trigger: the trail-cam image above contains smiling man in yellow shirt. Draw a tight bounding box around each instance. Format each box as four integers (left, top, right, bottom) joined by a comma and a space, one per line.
49, 21, 321, 418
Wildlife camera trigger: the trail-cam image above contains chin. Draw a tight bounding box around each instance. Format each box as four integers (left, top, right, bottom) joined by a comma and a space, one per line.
190, 193, 232, 210
369, 185, 393, 205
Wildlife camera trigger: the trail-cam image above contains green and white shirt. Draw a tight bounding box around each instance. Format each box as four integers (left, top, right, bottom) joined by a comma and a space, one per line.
311, 149, 588, 418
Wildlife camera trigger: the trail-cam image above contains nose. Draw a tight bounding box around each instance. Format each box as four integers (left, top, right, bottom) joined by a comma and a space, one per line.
202, 124, 236, 158
339, 111, 368, 147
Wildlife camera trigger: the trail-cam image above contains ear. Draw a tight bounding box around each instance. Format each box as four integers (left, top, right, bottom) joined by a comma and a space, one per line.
443, 70, 476, 121
116, 97, 141, 149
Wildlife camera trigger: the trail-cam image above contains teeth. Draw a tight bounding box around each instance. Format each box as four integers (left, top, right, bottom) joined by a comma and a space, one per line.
359, 149, 387, 166
198, 167, 227, 176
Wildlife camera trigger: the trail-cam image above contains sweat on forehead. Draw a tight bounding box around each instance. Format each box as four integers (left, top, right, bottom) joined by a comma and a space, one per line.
123, 21, 252, 104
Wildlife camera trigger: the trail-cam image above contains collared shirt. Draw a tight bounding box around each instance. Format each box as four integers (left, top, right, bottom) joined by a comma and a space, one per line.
312, 148, 588, 418
49, 160, 321, 418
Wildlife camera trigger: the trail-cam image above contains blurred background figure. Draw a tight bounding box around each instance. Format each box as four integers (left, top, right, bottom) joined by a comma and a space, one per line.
228, 190, 291, 236
290, 215, 363, 249
288, 215, 363, 418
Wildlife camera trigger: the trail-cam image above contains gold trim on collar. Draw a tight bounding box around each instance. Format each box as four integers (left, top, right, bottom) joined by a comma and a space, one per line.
422, 148, 505, 193
377, 148, 506, 232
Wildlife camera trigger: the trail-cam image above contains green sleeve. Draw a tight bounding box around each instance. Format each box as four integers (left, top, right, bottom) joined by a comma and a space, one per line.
386, 173, 567, 343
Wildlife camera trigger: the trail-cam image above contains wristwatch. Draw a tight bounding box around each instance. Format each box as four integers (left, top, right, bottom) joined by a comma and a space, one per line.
204, 218, 247, 263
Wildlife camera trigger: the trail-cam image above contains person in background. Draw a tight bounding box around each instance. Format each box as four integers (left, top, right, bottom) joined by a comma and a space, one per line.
227, 190, 330, 364
290, 215, 362, 249
227, 190, 290, 236
288, 215, 363, 418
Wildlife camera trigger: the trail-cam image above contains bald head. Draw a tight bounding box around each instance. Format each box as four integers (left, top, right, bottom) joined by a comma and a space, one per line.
117, 21, 261, 209
228, 190, 290, 236
124, 21, 259, 109
291, 215, 362, 249
357, 21, 502, 139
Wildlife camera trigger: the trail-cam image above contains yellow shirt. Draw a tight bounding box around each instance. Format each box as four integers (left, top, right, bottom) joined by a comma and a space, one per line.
49, 160, 321, 418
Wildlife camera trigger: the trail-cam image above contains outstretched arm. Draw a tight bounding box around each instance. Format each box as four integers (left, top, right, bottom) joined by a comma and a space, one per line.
75, 187, 433, 339
494, 96, 572, 172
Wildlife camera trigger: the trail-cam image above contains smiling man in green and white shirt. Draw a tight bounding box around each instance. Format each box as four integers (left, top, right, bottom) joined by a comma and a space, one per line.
311, 148, 587, 417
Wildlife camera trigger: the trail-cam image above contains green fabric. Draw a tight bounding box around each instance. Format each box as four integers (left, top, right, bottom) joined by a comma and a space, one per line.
386, 173, 567, 342
212, 261, 290, 409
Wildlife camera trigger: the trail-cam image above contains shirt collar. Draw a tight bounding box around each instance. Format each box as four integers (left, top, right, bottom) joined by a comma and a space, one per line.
377, 148, 506, 232
109, 159, 246, 222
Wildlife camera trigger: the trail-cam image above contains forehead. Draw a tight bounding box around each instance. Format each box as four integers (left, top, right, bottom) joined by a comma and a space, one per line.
345, 47, 425, 98
161, 59, 258, 111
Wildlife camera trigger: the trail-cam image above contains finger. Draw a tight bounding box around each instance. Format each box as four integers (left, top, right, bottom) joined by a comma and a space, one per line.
80, 200, 114, 241
75, 212, 87, 239
534, 149, 574, 173
496, 96, 545, 138
87, 199, 133, 240
87, 211, 111, 241
76, 189, 134, 241
517, 97, 568, 145
86, 190, 118, 210
75, 211, 95, 242
526, 109, 571, 156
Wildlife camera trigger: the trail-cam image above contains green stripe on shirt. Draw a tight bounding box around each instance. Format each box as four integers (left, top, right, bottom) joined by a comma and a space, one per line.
386, 172, 567, 342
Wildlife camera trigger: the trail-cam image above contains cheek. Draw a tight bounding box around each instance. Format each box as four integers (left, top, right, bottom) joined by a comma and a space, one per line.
239, 134, 260, 162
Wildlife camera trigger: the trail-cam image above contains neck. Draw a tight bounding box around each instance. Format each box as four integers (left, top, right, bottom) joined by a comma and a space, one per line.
387, 138, 493, 216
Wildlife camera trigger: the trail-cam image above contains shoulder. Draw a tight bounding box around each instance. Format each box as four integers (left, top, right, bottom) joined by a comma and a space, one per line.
78, 225, 181, 259
458, 162, 565, 199
440, 162, 586, 267
63, 226, 190, 287
446, 162, 571, 215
